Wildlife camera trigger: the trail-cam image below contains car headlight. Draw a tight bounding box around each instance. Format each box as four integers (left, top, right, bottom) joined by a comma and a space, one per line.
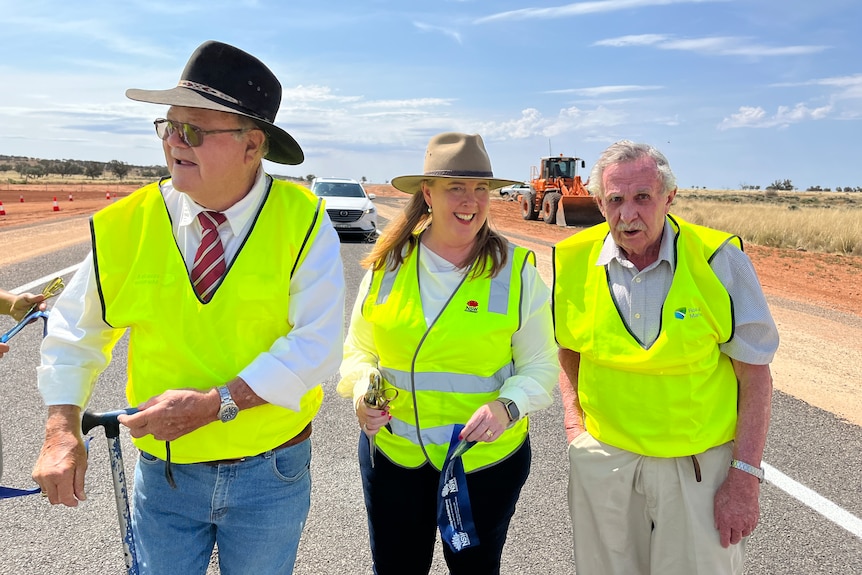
364, 207, 376, 214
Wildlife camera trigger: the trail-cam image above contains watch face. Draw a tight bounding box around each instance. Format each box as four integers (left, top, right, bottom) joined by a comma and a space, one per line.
219, 404, 239, 422
507, 401, 520, 422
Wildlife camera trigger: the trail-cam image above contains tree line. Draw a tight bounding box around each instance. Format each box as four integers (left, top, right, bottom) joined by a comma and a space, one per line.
0, 158, 169, 181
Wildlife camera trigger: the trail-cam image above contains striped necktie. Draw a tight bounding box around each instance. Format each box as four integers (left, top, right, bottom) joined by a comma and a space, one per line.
191, 211, 228, 302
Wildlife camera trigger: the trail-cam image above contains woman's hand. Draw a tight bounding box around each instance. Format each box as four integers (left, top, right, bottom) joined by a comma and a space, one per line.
461, 401, 509, 443
356, 398, 390, 437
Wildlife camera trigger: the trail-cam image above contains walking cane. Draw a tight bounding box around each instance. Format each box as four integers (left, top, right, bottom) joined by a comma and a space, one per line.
81, 408, 139, 575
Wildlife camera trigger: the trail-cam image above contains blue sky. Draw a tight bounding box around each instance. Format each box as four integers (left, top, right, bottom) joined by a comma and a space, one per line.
1, 0, 860, 190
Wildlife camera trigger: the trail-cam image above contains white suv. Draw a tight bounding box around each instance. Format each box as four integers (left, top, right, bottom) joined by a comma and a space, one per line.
310, 178, 378, 242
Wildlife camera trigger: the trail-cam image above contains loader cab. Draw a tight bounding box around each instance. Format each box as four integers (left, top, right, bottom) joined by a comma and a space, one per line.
543, 156, 585, 180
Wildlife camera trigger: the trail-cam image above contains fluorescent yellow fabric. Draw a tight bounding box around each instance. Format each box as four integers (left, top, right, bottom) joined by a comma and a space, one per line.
363, 243, 533, 472
92, 179, 324, 463
553, 215, 741, 457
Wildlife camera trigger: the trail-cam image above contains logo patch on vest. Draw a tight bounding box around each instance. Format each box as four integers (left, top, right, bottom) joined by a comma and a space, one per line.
465, 300, 479, 313
674, 306, 702, 320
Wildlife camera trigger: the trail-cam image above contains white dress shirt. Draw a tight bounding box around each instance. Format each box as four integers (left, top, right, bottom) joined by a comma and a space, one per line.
338, 241, 559, 418
38, 169, 345, 411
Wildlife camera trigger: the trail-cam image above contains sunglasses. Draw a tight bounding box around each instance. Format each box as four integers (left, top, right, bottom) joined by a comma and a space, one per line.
154, 118, 252, 148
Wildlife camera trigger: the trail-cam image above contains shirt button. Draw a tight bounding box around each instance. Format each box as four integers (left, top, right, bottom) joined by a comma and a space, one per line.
635, 277, 642, 283
634, 313, 641, 319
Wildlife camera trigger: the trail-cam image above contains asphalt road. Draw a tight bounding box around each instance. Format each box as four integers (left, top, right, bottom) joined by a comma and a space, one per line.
0, 213, 860, 574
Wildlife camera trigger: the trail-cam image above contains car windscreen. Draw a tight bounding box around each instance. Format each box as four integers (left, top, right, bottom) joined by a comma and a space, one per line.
312, 183, 366, 198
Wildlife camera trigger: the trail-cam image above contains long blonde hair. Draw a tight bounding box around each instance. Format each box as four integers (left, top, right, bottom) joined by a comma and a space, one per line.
361, 181, 509, 279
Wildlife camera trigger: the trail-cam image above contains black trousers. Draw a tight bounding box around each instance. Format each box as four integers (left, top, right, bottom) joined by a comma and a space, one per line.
358, 434, 531, 575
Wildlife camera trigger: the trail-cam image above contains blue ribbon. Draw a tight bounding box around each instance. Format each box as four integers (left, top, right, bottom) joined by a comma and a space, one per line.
0, 310, 49, 343
0, 485, 41, 499
437, 424, 480, 553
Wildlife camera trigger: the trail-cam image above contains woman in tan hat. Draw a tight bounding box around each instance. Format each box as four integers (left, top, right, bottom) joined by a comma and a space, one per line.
338, 132, 558, 574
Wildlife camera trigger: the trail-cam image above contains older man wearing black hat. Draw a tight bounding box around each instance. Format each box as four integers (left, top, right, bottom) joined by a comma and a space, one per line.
32, 41, 345, 574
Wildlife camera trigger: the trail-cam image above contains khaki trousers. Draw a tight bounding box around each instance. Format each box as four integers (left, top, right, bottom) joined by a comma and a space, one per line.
567, 433, 745, 575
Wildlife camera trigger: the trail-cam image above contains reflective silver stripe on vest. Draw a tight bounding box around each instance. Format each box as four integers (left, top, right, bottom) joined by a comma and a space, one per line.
388, 418, 457, 447
380, 363, 514, 394
376, 265, 399, 305
488, 244, 516, 314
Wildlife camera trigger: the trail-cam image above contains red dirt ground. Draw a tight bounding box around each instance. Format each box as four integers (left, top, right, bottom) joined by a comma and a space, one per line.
1, 182, 859, 318
363, 185, 861, 319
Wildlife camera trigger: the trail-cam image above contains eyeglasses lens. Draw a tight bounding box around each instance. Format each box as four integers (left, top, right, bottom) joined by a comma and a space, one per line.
154, 120, 203, 147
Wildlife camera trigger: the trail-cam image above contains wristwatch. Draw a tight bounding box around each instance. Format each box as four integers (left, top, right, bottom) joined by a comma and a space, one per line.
729, 459, 765, 483
217, 385, 239, 423
498, 398, 520, 425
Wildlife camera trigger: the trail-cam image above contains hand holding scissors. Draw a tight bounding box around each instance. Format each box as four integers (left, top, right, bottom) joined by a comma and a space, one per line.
0, 277, 65, 344
362, 372, 397, 468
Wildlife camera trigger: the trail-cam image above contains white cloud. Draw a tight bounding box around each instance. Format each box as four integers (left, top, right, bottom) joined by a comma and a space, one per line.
352, 98, 455, 109
545, 85, 663, 96
476, 0, 727, 24
475, 105, 628, 140
413, 21, 462, 44
594, 34, 828, 57
718, 104, 833, 130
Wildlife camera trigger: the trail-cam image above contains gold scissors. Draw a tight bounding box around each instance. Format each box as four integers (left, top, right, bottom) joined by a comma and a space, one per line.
27, 276, 65, 315
1, 277, 65, 343
364, 372, 398, 468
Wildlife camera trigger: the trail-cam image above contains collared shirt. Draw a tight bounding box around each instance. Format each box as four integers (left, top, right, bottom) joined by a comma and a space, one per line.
598, 219, 779, 364
38, 169, 345, 411
338, 242, 559, 417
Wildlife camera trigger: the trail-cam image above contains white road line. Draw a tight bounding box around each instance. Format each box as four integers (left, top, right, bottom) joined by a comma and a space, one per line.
763, 462, 862, 538
10, 264, 82, 294
14, 259, 862, 541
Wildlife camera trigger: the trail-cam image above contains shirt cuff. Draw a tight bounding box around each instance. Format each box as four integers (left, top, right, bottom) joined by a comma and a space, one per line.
37, 366, 94, 407
239, 354, 309, 412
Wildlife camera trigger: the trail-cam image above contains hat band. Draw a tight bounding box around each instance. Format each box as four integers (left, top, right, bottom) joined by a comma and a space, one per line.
178, 80, 241, 105
424, 169, 494, 178
178, 80, 272, 123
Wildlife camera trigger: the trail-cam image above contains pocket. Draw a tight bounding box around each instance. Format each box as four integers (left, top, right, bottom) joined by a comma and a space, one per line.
139, 451, 160, 465
270, 442, 311, 483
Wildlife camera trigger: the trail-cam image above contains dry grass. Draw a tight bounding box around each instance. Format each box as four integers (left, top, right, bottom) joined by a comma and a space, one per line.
672, 190, 862, 255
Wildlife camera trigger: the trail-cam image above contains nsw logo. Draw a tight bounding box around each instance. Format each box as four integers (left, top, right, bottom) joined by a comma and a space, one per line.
465, 300, 479, 313
674, 306, 702, 320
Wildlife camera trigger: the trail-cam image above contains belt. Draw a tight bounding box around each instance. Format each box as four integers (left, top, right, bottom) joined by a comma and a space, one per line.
202, 422, 313, 467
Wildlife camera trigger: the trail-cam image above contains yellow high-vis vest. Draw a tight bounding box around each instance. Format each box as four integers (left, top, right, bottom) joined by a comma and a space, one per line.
363, 242, 534, 472
91, 178, 325, 463
553, 215, 741, 457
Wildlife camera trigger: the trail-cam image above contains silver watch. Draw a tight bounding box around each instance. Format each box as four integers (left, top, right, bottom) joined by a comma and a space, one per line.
729, 459, 764, 483
217, 385, 239, 423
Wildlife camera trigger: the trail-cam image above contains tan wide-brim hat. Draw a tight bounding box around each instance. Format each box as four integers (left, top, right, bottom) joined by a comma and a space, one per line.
391, 132, 521, 194
126, 40, 304, 165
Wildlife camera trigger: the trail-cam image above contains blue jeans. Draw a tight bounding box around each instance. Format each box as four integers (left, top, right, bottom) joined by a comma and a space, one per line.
359, 434, 531, 575
133, 438, 312, 575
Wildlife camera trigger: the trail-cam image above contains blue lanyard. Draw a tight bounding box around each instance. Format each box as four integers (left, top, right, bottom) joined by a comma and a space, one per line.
437, 424, 480, 553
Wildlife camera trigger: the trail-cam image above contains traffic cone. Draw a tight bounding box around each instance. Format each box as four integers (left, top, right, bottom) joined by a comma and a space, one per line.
106, 191, 111, 200
52, 197, 60, 212
19, 194, 24, 203
0, 201, 5, 216
68, 193, 73, 201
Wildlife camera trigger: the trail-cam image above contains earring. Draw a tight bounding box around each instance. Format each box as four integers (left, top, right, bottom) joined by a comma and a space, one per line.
427, 206, 432, 214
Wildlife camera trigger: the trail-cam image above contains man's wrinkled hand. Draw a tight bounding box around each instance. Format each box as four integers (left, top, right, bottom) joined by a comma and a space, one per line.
714, 469, 761, 547
32, 425, 88, 507
118, 388, 217, 441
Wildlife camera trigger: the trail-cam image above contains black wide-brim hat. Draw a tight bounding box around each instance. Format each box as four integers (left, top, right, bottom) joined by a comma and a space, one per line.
126, 40, 303, 165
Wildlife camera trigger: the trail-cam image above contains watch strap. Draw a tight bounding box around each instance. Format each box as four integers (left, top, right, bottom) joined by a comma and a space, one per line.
729, 459, 764, 483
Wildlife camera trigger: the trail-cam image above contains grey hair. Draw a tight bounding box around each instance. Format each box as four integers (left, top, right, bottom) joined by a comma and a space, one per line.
586, 140, 677, 199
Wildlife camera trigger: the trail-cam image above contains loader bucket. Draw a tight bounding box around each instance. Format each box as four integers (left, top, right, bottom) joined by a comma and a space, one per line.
556, 195, 604, 227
